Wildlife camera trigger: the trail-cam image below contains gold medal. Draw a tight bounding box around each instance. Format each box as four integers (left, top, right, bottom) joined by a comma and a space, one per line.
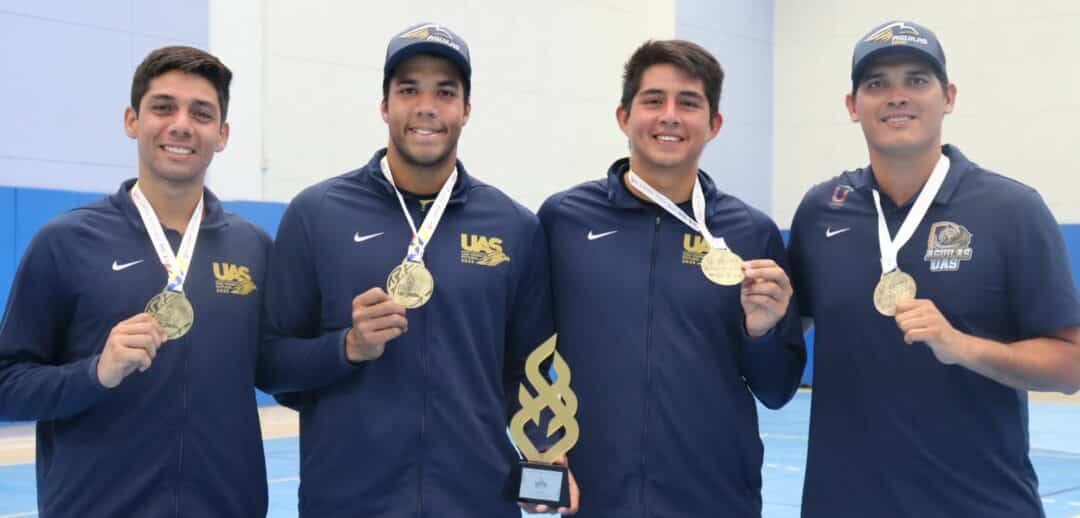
386, 261, 434, 309
873, 270, 917, 316
145, 290, 194, 339
701, 248, 745, 286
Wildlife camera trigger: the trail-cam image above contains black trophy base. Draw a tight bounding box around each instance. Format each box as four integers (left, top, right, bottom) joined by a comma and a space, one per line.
516, 460, 570, 508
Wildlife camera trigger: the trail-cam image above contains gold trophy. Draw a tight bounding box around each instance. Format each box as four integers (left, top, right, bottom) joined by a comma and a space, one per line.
509, 334, 579, 508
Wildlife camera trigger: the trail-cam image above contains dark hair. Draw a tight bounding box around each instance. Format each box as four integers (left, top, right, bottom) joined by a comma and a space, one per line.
620, 40, 724, 116
131, 46, 233, 122
382, 53, 471, 104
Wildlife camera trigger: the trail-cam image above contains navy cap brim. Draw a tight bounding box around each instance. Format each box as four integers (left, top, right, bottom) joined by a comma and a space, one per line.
852, 46, 946, 86
383, 42, 472, 83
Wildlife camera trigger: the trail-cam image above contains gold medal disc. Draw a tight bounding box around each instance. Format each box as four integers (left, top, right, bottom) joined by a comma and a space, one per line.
386, 261, 435, 309
701, 248, 745, 286
145, 290, 194, 339
873, 270, 917, 316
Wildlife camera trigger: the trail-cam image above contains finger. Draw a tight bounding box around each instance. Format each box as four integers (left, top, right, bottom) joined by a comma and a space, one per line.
362, 327, 405, 345
124, 312, 160, 325
353, 287, 392, 307
742, 259, 778, 270
742, 281, 784, 300
115, 333, 164, 355
894, 299, 930, 314
355, 314, 408, 335
562, 468, 581, 514
355, 300, 408, 322
746, 266, 792, 291
120, 347, 153, 372
904, 328, 932, 345
115, 321, 167, 339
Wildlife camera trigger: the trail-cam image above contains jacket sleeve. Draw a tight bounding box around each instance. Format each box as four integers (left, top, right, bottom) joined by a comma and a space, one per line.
739, 222, 807, 410
503, 217, 560, 451
256, 196, 357, 395
0, 226, 108, 421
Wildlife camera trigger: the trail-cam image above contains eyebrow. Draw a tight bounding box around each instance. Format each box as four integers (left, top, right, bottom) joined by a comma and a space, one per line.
638, 88, 706, 100
146, 94, 217, 111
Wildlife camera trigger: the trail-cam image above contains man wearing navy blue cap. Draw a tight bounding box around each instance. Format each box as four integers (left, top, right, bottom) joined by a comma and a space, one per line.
258, 22, 578, 516
788, 20, 1080, 517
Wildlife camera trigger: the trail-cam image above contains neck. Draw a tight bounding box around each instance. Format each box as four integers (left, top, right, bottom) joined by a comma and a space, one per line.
625, 157, 697, 204
869, 144, 943, 206
385, 145, 455, 196
133, 173, 204, 233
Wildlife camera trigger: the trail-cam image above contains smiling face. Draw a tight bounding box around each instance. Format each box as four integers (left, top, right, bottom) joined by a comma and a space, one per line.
846, 55, 956, 160
617, 63, 722, 177
124, 70, 229, 186
381, 54, 470, 171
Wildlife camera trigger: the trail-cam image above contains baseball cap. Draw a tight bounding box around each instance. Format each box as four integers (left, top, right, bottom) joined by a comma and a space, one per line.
851, 20, 946, 90
384, 22, 471, 88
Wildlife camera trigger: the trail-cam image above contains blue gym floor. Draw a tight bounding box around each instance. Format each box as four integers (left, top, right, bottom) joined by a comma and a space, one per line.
1, 391, 1078, 518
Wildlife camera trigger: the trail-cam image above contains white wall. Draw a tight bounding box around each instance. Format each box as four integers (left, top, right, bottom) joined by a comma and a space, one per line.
773, 0, 1080, 226
220, 0, 676, 210
677, 0, 774, 214
0, 0, 208, 193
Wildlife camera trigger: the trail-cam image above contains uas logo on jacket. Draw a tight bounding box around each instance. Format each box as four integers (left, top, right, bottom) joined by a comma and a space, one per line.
682, 234, 711, 265
213, 262, 257, 295
460, 234, 511, 267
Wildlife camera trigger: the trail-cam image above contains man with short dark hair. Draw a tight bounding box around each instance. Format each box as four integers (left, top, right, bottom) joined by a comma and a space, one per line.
0, 46, 271, 517
258, 22, 576, 516
539, 39, 806, 517
788, 20, 1080, 517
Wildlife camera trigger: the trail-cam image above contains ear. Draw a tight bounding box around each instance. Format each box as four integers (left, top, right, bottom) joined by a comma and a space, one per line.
461, 99, 471, 127
944, 83, 957, 114
708, 112, 723, 139
845, 92, 859, 122
215, 121, 230, 153
124, 106, 138, 139
616, 104, 630, 137
380, 97, 389, 123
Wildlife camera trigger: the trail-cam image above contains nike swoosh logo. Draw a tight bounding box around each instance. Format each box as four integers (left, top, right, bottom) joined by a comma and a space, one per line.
112, 259, 144, 271
587, 230, 618, 241
825, 227, 851, 238
354, 232, 384, 243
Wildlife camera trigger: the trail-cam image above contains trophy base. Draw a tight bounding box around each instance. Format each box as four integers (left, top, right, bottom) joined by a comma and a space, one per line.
516, 460, 570, 508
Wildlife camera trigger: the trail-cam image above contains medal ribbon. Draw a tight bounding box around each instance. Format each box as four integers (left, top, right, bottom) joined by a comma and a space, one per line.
130, 183, 204, 292
626, 170, 729, 250
871, 154, 950, 274
380, 156, 457, 264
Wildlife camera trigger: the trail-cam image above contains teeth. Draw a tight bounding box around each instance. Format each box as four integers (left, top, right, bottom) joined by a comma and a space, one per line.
163, 145, 193, 154
656, 135, 681, 142
413, 129, 436, 135
884, 116, 914, 122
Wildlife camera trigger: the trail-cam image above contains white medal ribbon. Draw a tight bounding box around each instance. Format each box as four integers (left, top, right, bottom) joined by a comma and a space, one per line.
872, 154, 950, 274
380, 156, 457, 263
130, 183, 204, 292
626, 170, 729, 250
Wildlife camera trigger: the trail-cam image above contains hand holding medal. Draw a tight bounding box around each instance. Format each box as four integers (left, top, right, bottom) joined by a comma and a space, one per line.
740, 259, 794, 337
345, 287, 408, 363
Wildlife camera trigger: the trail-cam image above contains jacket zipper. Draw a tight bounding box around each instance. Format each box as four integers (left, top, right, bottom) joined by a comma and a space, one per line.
641, 212, 661, 516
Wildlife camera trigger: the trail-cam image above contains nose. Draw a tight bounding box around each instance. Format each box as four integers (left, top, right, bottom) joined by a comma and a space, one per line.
168, 111, 194, 139
414, 91, 438, 119
885, 86, 910, 108
658, 98, 680, 127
